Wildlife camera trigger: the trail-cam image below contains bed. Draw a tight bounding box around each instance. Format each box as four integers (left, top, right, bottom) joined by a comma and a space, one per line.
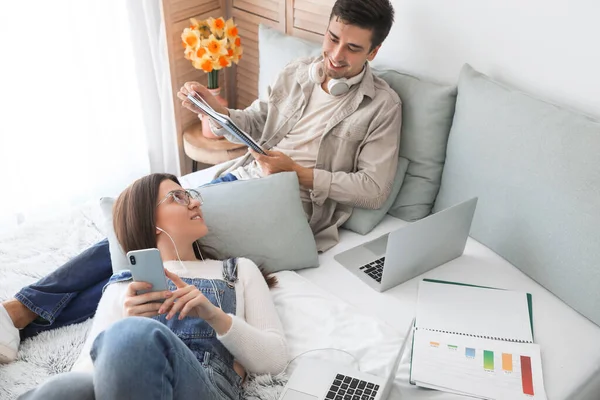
182, 166, 600, 400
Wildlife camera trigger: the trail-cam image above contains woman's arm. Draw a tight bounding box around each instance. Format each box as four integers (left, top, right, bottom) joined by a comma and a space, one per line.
70, 282, 128, 372
216, 258, 288, 375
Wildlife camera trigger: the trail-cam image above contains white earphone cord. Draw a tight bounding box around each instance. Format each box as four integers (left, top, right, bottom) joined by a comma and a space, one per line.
157, 227, 222, 309
284, 348, 360, 372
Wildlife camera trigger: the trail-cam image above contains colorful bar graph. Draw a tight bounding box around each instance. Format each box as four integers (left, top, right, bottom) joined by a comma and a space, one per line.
465, 347, 476, 358
502, 353, 513, 372
520, 356, 534, 395
483, 350, 494, 370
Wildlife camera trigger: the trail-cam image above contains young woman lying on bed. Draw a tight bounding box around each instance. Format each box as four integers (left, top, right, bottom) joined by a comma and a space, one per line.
14, 173, 287, 400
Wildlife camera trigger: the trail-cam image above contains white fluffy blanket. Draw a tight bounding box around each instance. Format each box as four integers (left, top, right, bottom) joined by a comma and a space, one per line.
0, 203, 287, 399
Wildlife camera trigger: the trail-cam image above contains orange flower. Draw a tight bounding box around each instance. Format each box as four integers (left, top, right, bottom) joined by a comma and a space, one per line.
207, 17, 225, 37
231, 45, 243, 64
184, 17, 242, 73
202, 35, 228, 56
200, 58, 214, 72
215, 18, 225, 29
225, 19, 239, 38
181, 28, 200, 48
218, 56, 230, 68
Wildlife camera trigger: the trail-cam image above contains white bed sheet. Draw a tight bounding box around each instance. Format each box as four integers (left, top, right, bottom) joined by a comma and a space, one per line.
299, 215, 600, 400
271, 271, 405, 381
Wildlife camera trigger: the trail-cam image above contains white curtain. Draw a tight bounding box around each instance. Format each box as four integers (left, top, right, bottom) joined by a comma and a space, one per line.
125, 0, 180, 176
0, 0, 179, 231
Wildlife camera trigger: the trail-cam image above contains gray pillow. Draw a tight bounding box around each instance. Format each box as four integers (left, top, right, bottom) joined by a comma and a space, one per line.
100, 172, 319, 274
258, 25, 322, 101
342, 157, 409, 234
378, 70, 457, 222
434, 63, 600, 326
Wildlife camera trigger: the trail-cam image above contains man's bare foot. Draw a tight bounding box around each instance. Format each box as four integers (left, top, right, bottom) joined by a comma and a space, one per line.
2, 299, 37, 329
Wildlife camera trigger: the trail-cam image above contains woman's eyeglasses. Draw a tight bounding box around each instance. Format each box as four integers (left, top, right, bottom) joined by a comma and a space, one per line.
157, 189, 203, 207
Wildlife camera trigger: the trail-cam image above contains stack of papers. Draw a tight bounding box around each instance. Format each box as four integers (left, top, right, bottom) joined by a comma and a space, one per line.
410, 280, 547, 399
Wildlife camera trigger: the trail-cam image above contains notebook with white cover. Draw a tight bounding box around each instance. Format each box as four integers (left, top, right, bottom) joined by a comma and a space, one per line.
410, 279, 547, 399
187, 91, 267, 155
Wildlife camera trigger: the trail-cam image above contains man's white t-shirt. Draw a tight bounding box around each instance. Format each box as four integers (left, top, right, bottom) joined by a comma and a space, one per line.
232, 83, 356, 215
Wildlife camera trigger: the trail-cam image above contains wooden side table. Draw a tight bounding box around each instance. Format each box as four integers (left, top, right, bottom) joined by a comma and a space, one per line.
183, 122, 248, 172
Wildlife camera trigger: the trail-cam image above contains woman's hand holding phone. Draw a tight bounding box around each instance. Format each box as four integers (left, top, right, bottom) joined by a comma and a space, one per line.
158, 270, 216, 321
123, 280, 172, 317
158, 270, 233, 334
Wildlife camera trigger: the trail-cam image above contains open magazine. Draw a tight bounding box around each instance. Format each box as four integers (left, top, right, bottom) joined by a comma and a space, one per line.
187, 91, 266, 155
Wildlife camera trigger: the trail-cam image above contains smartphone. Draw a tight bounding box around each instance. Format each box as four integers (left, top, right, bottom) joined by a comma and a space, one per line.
126, 248, 169, 296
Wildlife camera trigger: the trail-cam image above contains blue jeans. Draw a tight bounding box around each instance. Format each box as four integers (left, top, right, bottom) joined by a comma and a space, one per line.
18, 318, 242, 400
15, 174, 238, 340
208, 172, 238, 185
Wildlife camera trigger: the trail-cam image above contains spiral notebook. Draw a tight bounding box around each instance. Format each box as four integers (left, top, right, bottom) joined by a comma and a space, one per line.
410, 279, 547, 399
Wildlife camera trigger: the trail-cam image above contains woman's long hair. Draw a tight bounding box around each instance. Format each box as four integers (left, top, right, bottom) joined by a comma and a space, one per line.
113, 173, 277, 288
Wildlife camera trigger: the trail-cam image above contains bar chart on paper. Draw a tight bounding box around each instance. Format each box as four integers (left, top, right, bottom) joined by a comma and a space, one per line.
412, 330, 547, 399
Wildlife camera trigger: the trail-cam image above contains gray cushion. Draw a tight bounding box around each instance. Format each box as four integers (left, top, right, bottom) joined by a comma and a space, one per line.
258, 25, 321, 102
343, 157, 409, 234
101, 172, 319, 274
434, 63, 600, 326
381, 70, 457, 221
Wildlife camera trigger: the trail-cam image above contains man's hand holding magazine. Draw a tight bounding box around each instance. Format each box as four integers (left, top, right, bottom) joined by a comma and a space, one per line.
177, 81, 267, 155
177, 82, 228, 120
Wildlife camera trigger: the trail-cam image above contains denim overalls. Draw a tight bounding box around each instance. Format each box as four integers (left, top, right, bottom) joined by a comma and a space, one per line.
105, 258, 242, 400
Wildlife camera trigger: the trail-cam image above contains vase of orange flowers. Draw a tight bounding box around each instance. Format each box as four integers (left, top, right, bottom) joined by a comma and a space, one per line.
182, 17, 243, 139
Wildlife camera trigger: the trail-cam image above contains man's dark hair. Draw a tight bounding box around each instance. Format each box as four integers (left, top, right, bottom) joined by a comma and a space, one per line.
330, 0, 395, 52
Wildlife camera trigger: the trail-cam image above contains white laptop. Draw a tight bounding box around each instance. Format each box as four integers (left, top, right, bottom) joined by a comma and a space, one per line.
278, 322, 412, 400
334, 198, 478, 292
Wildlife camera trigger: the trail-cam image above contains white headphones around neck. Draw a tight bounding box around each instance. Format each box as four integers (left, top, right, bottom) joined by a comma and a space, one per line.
309, 58, 366, 96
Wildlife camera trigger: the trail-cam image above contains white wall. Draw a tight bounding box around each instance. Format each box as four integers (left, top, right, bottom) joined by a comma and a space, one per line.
372, 0, 600, 118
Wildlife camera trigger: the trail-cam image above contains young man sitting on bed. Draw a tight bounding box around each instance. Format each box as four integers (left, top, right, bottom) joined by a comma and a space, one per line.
0, 0, 400, 364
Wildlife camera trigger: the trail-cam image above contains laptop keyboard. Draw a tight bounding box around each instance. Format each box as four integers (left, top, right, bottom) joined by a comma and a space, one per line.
359, 257, 385, 283
326, 373, 380, 400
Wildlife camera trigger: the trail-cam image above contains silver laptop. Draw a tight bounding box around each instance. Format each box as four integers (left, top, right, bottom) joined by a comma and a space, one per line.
278, 321, 412, 400
335, 197, 478, 292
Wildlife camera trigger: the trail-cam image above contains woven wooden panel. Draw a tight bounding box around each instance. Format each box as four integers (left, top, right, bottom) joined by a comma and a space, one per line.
233, 0, 281, 22
167, 0, 221, 25
231, 8, 280, 109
